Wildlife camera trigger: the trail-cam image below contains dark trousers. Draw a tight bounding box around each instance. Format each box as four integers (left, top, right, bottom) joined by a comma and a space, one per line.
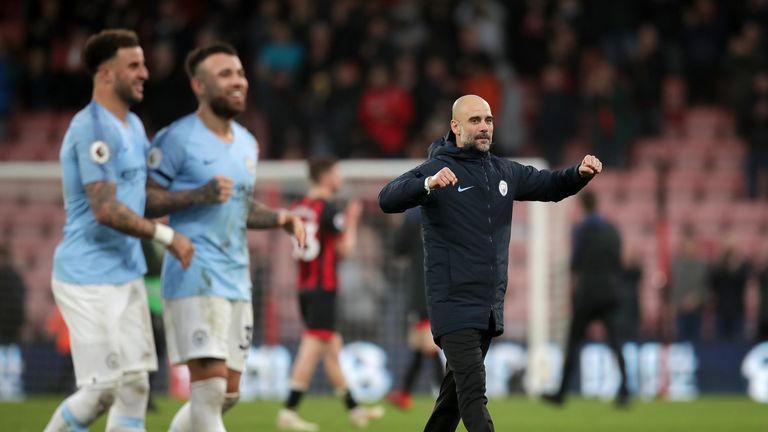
424, 328, 494, 432
556, 300, 628, 398
676, 311, 701, 342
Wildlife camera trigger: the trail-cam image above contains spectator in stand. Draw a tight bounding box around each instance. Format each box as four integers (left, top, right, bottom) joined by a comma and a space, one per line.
582, 58, 633, 168
49, 26, 90, 110
744, 71, 768, 200
0, 40, 15, 141
253, 22, 309, 159
20, 47, 52, 111
324, 60, 363, 158
358, 63, 414, 158
509, 0, 549, 78
257, 21, 305, 84
535, 64, 577, 167
627, 24, 666, 136
709, 239, 750, 341
680, 0, 726, 104
670, 226, 708, 342
390, 0, 429, 53
453, 0, 507, 61
494, 64, 525, 157
358, 14, 396, 68
414, 55, 457, 128
725, 21, 763, 136
660, 75, 687, 136
458, 54, 501, 119
547, 21, 580, 81
141, 40, 195, 134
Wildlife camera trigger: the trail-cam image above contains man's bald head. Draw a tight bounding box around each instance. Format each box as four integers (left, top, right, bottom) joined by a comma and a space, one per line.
450, 94, 494, 152
451, 94, 491, 119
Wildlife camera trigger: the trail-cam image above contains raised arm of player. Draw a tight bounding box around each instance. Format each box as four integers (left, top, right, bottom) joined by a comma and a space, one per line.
86, 181, 194, 268
145, 175, 233, 218
336, 200, 362, 258
247, 202, 307, 248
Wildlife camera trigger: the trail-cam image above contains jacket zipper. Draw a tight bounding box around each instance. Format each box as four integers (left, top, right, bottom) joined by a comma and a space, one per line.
482, 156, 496, 315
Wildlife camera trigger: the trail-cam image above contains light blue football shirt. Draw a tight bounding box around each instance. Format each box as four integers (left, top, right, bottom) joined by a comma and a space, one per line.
53, 100, 149, 284
148, 114, 258, 300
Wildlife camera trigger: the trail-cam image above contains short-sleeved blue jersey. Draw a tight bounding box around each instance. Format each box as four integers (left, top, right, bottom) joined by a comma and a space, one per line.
148, 114, 258, 300
53, 101, 149, 284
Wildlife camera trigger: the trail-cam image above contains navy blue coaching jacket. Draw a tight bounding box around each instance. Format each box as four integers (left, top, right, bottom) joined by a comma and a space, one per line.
378, 132, 591, 342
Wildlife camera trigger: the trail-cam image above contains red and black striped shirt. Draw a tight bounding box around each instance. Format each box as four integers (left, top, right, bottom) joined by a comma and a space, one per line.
290, 197, 344, 292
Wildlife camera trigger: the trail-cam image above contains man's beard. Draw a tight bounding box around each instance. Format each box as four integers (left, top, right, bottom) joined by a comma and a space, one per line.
210, 94, 244, 119
115, 80, 142, 106
463, 134, 492, 152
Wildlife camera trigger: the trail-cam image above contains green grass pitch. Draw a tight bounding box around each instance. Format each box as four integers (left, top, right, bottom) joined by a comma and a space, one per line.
1, 395, 764, 431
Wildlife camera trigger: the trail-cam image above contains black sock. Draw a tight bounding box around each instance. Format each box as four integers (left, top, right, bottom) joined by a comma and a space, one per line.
343, 389, 358, 410
285, 389, 305, 410
402, 351, 423, 393
432, 353, 445, 387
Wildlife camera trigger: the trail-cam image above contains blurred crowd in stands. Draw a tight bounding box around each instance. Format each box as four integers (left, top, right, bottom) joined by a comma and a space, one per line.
0, 0, 764, 181
2, 3, 768, 384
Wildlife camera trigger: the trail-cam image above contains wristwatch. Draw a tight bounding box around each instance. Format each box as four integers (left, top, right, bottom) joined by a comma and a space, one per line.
424, 176, 432, 194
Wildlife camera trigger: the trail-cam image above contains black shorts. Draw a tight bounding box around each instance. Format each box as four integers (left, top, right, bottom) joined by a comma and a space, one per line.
299, 290, 337, 332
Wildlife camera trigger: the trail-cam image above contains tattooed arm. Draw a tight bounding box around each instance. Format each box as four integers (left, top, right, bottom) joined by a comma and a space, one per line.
246, 202, 281, 229
86, 180, 196, 268
86, 181, 156, 238
247, 202, 306, 247
145, 176, 233, 218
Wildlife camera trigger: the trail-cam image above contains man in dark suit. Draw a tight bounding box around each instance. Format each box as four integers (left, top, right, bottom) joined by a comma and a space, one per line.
543, 190, 630, 407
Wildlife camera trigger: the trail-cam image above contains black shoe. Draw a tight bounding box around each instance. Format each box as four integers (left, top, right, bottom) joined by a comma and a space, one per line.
614, 392, 630, 409
541, 393, 564, 407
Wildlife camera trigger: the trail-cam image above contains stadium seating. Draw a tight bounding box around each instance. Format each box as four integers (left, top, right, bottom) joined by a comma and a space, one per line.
0, 106, 763, 342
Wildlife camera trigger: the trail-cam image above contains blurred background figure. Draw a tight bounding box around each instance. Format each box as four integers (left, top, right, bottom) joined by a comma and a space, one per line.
708, 237, 749, 342
670, 226, 708, 343
618, 241, 643, 343
742, 71, 768, 200
543, 191, 629, 407
357, 63, 414, 158
534, 64, 577, 167
44, 305, 72, 394
0, 244, 25, 350
756, 250, 768, 342
0, 244, 26, 400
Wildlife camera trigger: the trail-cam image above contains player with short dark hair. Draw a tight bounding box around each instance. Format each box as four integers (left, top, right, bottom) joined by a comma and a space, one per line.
145, 42, 305, 431
184, 42, 238, 80
45, 28, 194, 432
276, 157, 384, 431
